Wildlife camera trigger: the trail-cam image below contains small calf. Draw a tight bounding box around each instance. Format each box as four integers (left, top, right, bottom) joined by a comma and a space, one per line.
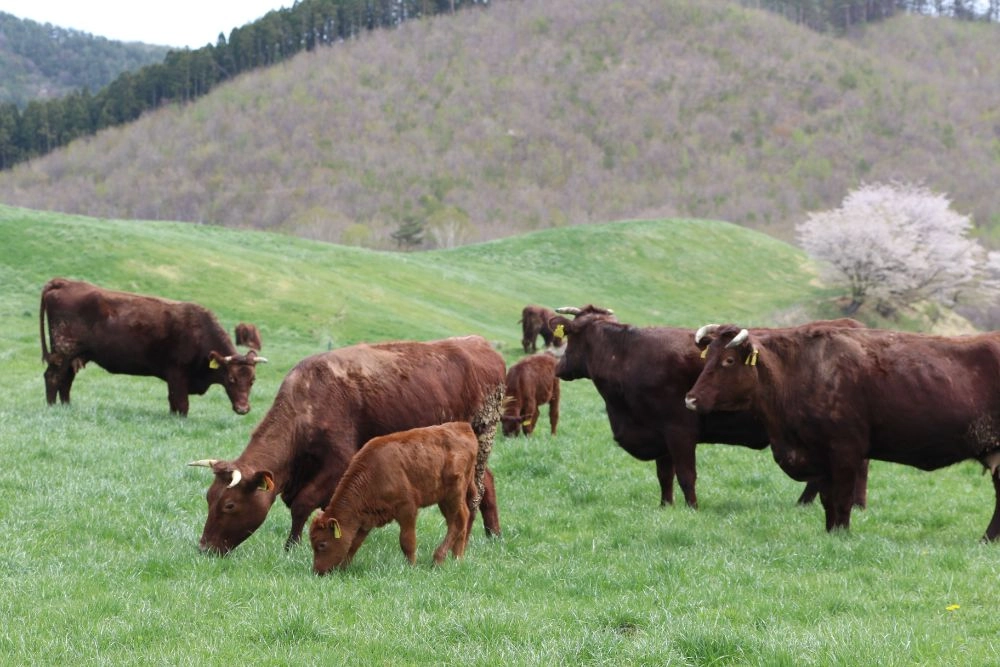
234, 322, 262, 351
501, 353, 560, 437
309, 422, 478, 574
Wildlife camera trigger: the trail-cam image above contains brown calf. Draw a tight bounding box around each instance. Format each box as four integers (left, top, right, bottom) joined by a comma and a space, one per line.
310, 422, 477, 573
234, 322, 262, 351
501, 353, 560, 437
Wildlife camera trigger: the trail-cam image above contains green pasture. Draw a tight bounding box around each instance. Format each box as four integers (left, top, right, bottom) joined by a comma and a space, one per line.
0, 205, 996, 665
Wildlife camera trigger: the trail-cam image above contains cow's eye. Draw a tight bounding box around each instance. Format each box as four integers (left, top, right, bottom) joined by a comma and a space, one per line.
722, 356, 735, 367
223, 501, 236, 512
316, 541, 327, 552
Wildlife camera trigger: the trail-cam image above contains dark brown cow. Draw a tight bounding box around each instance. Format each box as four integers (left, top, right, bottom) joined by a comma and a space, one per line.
501, 352, 560, 437
685, 323, 1000, 540
310, 422, 478, 573
520, 305, 559, 353
39, 277, 265, 416
189, 335, 505, 555
234, 322, 262, 351
549, 305, 855, 508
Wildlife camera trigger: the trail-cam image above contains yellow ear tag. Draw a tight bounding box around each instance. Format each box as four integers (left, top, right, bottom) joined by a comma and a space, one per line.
331, 519, 342, 539
700, 348, 707, 359
208, 358, 220, 370
553, 324, 565, 339
745, 349, 759, 366
522, 418, 533, 427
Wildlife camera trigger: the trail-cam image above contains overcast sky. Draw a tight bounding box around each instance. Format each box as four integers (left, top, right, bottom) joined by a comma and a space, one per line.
0, 1, 292, 49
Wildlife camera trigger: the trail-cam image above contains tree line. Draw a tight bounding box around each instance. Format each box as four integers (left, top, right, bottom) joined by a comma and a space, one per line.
743, 0, 1000, 31
0, 0, 488, 170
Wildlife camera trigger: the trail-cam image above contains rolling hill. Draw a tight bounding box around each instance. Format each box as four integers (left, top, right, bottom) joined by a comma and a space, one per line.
0, 0, 997, 250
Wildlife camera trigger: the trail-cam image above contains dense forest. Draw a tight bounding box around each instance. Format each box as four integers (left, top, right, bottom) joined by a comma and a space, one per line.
0, 0, 998, 252
0, 13, 168, 108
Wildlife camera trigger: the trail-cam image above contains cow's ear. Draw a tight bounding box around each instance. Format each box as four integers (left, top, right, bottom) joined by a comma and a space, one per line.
549, 316, 571, 342
208, 351, 224, 370
253, 470, 275, 493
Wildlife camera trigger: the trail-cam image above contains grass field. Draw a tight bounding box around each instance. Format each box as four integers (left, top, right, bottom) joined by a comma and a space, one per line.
1, 205, 998, 665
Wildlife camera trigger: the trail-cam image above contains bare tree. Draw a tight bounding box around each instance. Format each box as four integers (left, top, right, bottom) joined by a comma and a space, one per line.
797, 182, 988, 314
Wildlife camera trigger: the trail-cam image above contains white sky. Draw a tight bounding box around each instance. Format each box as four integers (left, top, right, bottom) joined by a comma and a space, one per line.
0, 1, 292, 49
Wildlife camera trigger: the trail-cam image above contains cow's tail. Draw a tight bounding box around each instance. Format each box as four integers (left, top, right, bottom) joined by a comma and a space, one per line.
39, 280, 53, 362
471, 380, 504, 512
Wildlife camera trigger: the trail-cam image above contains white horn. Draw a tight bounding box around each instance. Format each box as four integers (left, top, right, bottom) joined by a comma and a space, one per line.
223, 355, 234, 363
694, 324, 721, 345
725, 329, 750, 349
254, 356, 268, 363
227, 469, 243, 488
555, 306, 582, 315
187, 459, 219, 468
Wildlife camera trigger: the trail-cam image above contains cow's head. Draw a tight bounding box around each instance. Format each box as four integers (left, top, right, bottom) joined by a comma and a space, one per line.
208, 350, 267, 415
549, 305, 616, 381
188, 459, 276, 555
310, 512, 352, 575
685, 324, 758, 414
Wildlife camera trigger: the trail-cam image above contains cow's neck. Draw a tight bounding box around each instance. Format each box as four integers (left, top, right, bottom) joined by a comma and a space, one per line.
235, 393, 297, 488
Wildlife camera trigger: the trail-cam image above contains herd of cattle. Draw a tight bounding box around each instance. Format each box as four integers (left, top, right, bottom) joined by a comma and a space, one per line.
36, 279, 1000, 573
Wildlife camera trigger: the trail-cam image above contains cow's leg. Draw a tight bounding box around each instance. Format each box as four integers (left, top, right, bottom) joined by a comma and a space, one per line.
853, 459, 870, 509
523, 398, 538, 436
797, 480, 820, 505
344, 529, 369, 567
654, 454, 676, 506
165, 369, 190, 416
982, 468, 1000, 542
548, 384, 560, 435
672, 444, 698, 509
475, 467, 501, 536
435, 493, 470, 563
821, 462, 858, 532
397, 507, 419, 564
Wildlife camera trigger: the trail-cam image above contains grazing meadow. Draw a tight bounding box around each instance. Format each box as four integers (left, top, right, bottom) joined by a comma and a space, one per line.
1, 205, 997, 665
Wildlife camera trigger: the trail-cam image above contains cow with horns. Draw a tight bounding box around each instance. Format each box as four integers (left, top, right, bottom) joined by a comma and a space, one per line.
39, 277, 265, 416
685, 323, 1000, 539
189, 335, 505, 555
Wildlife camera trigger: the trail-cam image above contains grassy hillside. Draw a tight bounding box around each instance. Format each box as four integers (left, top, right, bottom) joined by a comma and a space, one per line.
0, 0, 997, 249
2, 207, 998, 664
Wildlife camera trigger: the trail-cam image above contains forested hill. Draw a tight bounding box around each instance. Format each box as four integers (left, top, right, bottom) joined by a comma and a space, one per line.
0, 0, 998, 251
0, 13, 169, 107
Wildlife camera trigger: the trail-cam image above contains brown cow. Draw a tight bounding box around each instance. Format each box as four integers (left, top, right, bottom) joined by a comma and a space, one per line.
501, 352, 560, 437
685, 323, 1000, 540
189, 335, 505, 555
234, 322, 262, 351
39, 277, 265, 416
549, 305, 859, 508
310, 422, 477, 573
520, 305, 559, 353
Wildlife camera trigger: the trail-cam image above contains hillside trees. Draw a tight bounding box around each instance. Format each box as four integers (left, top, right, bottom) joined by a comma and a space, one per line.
0, 0, 491, 171
797, 182, 993, 315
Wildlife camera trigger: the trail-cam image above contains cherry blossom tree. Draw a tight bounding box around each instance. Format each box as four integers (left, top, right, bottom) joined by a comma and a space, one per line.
797, 182, 989, 315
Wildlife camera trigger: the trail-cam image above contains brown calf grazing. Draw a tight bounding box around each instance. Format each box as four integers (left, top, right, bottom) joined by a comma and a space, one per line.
686, 323, 1000, 540
310, 422, 478, 573
234, 322, 262, 351
519, 305, 559, 353
501, 353, 560, 437
190, 335, 505, 555
39, 277, 265, 416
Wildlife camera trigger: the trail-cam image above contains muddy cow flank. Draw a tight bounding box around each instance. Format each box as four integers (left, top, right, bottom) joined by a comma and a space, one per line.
686, 323, 1000, 540
39, 277, 265, 416
190, 335, 505, 555
519, 305, 560, 353
501, 352, 560, 437
234, 322, 262, 351
310, 422, 478, 573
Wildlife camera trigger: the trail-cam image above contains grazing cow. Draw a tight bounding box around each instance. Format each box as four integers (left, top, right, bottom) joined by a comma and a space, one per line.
685, 323, 1000, 540
310, 422, 478, 573
39, 277, 265, 416
501, 352, 560, 437
189, 335, 505, 555
520, 305, 559, 353
549, 305, 854, 508
234, 322, 262, 351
